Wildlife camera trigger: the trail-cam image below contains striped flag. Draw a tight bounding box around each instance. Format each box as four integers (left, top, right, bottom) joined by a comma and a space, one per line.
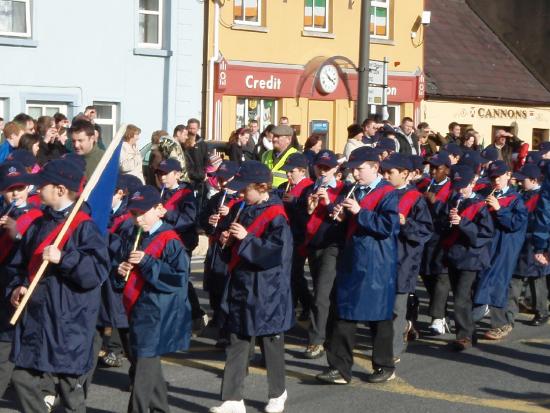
305, 0, 327, 28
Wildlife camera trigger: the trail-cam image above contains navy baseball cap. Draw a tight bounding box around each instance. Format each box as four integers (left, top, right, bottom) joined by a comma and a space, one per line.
6, 150, 37, 169
156, 158, 181, 174
226, 160, 272, 192
443, 143, 464, 157
32, 159, 85, 192
116, 174, 143, 194
281, 153, 308, 171
0, 161, 33, 191
315, 150, 339, 168
60, 152, 86, 173
345, 146, 381, 168
427, 151, 451, 168
215, 160, 240, 180
450, 165, 476, 190
380, 153, 413, 171
539, 141, 550, 154
481, 147, 499, 162
377, 138, 397, 152
410, 155, 425, 171
488, 160, 510, 178
459, 150, 483, 171
526, 151, 543, 164
381, 124, 397, 136
127, 185, 162, 213
513, 163, 541, 181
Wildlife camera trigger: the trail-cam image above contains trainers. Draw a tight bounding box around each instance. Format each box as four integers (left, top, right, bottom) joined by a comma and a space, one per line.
428, 318, 448, 335
367, 368, 395, 383
472, 304, 490, 322
44, 395, 56, 413
452, 338, 472, 351
209, 400, 246, 413
304, 344, 325, 359
192, 313, 209, 337
484, 324, 513, 340
528, 315, 549, 326
316, 369, 350, 384
264, 390, 287, 413
99, 351, 123, 368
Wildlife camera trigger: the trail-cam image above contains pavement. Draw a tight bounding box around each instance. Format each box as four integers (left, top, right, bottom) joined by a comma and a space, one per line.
1, 257, 550, 413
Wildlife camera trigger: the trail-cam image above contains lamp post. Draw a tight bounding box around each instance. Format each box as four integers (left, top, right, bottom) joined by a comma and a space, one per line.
356, 0, 371, 123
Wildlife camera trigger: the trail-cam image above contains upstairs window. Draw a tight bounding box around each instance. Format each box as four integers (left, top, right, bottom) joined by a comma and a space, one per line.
234, 0, 261, 26
138, 0, 163, 48
0, 0, 31, 38
371, 0, 390, 39
304, 0, 329, 32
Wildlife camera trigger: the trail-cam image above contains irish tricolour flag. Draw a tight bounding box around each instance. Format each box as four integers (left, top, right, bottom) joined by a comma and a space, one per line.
305, 0, 327, 29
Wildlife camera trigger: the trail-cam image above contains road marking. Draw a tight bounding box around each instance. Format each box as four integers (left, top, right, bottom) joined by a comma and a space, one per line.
164, 348, 550, 413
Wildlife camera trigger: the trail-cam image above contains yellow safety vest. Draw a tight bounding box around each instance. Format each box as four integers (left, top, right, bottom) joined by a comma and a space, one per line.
261, 147, 299, 188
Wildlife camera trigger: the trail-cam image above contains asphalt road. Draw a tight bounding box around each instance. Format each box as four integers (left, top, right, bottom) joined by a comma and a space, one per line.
1, 258, 550, 413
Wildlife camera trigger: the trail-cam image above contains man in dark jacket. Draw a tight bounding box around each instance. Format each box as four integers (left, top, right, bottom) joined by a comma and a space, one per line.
394, 117, 420, 156
485, 129, 524, 170
184, 118, 209, 213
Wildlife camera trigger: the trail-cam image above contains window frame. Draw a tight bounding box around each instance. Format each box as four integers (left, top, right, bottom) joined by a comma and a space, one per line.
25, 101, 67, 118
93, 101, 119, 146
0, 0, 32, 38
233, 0, 262, 27
370, 0, 390, 40
304, 0, 330, 33
138, 0, 163, 49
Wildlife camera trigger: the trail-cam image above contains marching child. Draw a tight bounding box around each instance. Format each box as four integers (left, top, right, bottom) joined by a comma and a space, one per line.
380, 154, 433, 359
119, 184, 192, 412
317, 146, 399, 385
475, 160, 528, 340
443, 165, 494, 350
279, 153, 314, 320
210, 161, 293, 413
507, 164, 548, 326
7, 159, 109, 412
0, 161, 42, 397
299, 150, 346, 359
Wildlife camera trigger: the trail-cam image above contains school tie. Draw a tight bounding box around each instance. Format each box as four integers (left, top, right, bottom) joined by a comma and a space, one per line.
494, 190, 503, 198
355, 186, 371, 202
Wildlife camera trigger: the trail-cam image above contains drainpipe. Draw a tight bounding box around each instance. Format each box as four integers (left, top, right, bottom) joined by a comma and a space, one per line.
207, 0, 220, 140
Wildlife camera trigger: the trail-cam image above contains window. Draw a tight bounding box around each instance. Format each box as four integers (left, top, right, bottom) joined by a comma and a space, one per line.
138, 0, 162, 48
93, 102, 119, 145
370, 0, 389, 39
533, 128, 549, 150
386, 104, 400, 126
234, 0, 261, 26
236, 98, 277, 133
0, 0, 31, 38
304, 0, 329, 32
26, 102, 67, 119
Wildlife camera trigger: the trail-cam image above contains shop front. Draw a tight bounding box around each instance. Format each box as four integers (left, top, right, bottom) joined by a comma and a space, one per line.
422, 100, 550, 149
214, 58, 424, 152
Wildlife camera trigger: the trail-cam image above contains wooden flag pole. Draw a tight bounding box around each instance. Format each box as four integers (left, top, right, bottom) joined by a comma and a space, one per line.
10, 123, 128, 325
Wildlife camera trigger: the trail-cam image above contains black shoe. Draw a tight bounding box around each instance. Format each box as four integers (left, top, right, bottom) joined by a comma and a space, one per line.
316, 369, 350, 384
528, 315, 549, 326
99, 352, 122, 368
367, 368, 395, 383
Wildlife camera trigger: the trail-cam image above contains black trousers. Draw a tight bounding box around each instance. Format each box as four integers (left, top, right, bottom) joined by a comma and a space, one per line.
221, 333, 285, 401
128, 356, 170, 413
291, 247, 312, 311
308, 246, 339, 345
326, 319, 395, 382
12, 368, 87, 413
430, 273, 450, 319
0, 340, 14, 398
448, 268, 478, 340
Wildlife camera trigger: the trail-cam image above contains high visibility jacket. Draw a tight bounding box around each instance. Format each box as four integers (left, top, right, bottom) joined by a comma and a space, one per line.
261, 147, 298, 188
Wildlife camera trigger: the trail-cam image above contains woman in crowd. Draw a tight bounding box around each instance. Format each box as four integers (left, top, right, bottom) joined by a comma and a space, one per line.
119, 124, 145, 183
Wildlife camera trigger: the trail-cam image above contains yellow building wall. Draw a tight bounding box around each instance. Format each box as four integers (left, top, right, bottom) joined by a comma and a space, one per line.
422, 100, 550, 148
209, 0, 424, 72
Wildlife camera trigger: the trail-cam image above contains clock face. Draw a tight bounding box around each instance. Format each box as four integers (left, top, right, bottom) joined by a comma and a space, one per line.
317, 64, 339, 94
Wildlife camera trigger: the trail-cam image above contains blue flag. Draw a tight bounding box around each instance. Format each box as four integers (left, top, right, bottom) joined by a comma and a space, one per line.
87, 142, 122, 235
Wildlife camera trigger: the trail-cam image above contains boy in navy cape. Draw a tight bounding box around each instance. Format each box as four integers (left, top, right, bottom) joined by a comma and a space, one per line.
0, 161, 42, 397
419, 151, 453, 335
155, 158, 208, 332
6, 159, 109, 412
118, 184, 191, 412
279, 153, 314, 322
505, 164, 549, 326
474, 160, 528, 340
443, 166, 494, 350
210, 161, 293, 413
298, 150, 346, 360
317, 146, 399, 385
380, 153, 433, 360
200, 160, 240, 346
